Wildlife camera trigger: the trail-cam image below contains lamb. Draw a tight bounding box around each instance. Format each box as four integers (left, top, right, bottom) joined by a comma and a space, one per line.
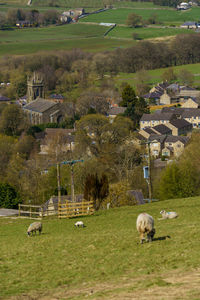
159, 210, 178, 220
74, 221, 85, 228
136, 213, 155, 244
27, 222, 42, 236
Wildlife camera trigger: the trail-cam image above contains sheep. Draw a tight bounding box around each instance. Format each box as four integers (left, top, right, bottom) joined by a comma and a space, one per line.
74, 221, 85, 228
136, 213, 155, 244
27, 222, 42, 236
159, 210, 178, 220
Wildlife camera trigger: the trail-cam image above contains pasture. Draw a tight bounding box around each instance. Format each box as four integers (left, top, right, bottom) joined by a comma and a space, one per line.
81, 7, 200, 25
1, 196, 200, 299
115, 63, 200, 89
107, 26, 193, 40
0, 23, 135, 55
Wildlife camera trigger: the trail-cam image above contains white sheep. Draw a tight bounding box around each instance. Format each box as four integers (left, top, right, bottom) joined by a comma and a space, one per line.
136, 213, 155, 244
159, 210, 178, 220
74, 221, 85, 228
27, 222, 42, 236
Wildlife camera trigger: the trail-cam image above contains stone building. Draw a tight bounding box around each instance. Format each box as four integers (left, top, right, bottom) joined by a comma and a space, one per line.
27, 73, 44, 103
23, 98, 62, 125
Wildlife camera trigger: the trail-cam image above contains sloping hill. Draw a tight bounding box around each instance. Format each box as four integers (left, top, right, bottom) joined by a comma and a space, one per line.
1, 196, 200, 299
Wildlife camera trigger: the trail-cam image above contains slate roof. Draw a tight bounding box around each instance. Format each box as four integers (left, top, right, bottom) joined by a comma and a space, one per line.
152, 124, 172, 134
50, 94, 64, 100
182, 108, 200, 118
23, 98, 57, 113
143, 128, 155, 134
141, 112, 174, 121
161, 107, 185, 115
165, 135, 189, 145
148, 134, 166, 143
108, 106, 126, 115
36, 128, 75, 145
169, 118, 192, 128
0, 95, 10, 101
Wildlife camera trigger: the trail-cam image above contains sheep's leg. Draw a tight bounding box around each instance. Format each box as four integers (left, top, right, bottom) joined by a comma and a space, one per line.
140, 232, 145, 244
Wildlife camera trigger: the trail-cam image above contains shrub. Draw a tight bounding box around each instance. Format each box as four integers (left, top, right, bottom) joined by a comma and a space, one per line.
0, 183, 21, 209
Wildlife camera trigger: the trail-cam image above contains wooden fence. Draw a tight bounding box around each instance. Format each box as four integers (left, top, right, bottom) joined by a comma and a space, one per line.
58, 200, 94, 218
18, 204, 42, 218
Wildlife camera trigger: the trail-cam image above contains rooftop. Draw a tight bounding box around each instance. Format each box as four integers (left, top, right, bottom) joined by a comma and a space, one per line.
23, 98, 57, 113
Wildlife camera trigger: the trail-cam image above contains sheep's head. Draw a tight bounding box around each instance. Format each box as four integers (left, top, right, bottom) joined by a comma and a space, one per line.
160, 210, 166, 215
147, 228, 156, 242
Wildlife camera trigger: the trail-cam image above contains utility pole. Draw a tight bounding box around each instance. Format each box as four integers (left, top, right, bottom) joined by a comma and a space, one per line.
57, 162, 61, 207
147, 141, 152, 203
61, 159, 84, 202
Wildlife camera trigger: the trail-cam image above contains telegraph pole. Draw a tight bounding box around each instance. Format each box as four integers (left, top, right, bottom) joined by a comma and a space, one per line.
147, 141, 152, 203
61, 159, 84, 202
57, 162, 61, 207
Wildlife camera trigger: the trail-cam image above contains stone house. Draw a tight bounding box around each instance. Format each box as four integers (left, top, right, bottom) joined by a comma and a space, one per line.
0, 95, 11, 104
181, 98, 199, 108
140, 112, 176, 130
165, 119, 192, 136
182, 108, 200, 128
23, 98, 62, 125
107, 106, 126, 121
139, 124, 172, 139
162, 136, 189, 158
35, 128, 75, 154
159, 90, 171, 105
148, 135, 166, 157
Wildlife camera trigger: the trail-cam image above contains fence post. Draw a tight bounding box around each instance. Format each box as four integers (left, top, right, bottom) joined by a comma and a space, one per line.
30, 206, 32, 218
19, 204, 21, 217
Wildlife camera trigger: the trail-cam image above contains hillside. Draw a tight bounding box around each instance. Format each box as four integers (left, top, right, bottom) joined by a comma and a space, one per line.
1, 196, 200, 299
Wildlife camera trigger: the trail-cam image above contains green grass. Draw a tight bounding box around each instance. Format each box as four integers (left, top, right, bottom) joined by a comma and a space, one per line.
1, 196, 200, 298
107, 26, 193, 40
115, 63, 200, 89
81, 7, 200, 25
0, 23, 135, 55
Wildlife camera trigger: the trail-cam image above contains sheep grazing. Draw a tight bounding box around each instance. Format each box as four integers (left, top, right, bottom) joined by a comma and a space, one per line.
136, 213, 155, 244
27, 222, 42, 236
160, 210, 178, 220
74, 221, 85, 228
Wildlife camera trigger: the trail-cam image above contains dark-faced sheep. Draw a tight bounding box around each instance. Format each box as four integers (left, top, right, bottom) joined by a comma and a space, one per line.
27, 222, 42, 236
136, 213, 155, 244
159, 210, 178, 220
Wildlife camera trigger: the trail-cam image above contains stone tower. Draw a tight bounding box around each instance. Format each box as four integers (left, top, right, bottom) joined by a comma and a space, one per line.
27, 72, 44, 103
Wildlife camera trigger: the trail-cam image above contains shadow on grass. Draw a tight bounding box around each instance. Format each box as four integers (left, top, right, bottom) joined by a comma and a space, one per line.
153, 235, 171, 241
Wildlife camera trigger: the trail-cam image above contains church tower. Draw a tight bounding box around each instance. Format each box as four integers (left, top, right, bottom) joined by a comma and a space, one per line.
27, 72, 44, 103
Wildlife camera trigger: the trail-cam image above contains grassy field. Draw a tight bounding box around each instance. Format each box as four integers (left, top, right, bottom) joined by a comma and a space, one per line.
81, 7, 200, 25
1, 196, 200, 299
115, 63, 200, 89
107, 26, 193, 40
0, 23, 135, 55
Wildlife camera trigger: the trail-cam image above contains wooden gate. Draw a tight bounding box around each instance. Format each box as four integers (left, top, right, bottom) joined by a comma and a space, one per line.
58, 200, 94, 218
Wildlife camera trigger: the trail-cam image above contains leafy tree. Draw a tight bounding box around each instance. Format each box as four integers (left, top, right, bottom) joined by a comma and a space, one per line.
76, 91, 109, 116
126, 13, 143, 28
0, 105, 28, 136
0, 183, 21, 209
15, 135, 36, 159
103, 181, 130, 208
0, 135, 16, 179
178, 69, 194, 86
161, 67, 177, 83
84, 173, 109, 210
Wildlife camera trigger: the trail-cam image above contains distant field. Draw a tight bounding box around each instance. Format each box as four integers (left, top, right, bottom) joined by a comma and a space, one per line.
0, 23, 107, 42
108, 26, 193, 40
1, 196, 200, 299
115, 63, 200, 89
81, 7, 200, 25
0, 37, 134, 56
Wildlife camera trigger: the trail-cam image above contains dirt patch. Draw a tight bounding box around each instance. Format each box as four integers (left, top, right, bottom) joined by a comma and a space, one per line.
6, 268, 200, 300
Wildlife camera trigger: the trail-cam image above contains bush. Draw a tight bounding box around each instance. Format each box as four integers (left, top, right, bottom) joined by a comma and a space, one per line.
0, 183, 21, 209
